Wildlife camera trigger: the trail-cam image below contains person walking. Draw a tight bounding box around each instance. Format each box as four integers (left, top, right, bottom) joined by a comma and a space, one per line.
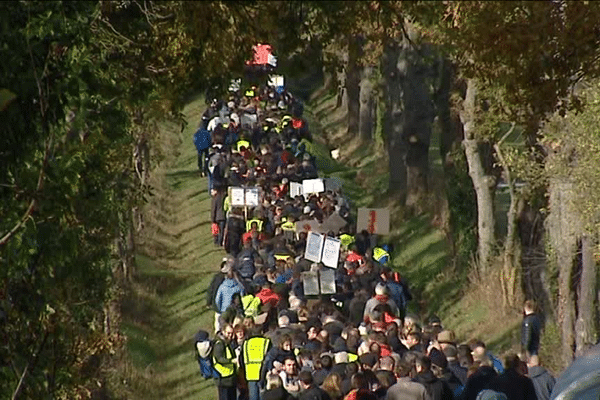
213, 324, 238, 400
521, 300, 542, 357
241, 331, 271, 400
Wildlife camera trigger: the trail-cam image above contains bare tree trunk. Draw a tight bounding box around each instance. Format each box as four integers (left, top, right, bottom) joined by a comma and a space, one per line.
461, 79, 496, 272
547, 178, 579, 366
494, 126, 524, 308
382, 39, 407, 198
575, 235, 597, 357
359, 65, 374, 141
346, 36, 361, 137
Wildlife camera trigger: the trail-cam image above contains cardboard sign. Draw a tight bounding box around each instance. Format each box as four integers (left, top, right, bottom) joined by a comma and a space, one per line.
302, 271, 320, 296
245, 188, 260, 206
230, 187, 245, 206
290, 182, 303, 198
324, 177, 343, 192
321, 237, 341, 268
319, 268, 336, 294
304, 232, 325, 263
320, 213, 348, 235
296, 219, 322, 234
357, 208, 390, 235
302, 179, 325, 195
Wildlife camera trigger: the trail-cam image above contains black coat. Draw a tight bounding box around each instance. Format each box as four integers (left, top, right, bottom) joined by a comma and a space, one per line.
263, 387, 293, 400
521, 313, 542, 355
414, 370, 454, 400
486, 368, 538, 400
461, 366, 498, 400
298, 386, 331, 400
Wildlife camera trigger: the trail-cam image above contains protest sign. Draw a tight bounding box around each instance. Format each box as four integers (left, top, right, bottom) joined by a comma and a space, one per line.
302, 178, 325, 194
295, 219, 322, 234
320, 213, 347, 234
230, 187, 245, 206
356, 208, 390, 235
304, 231, 324, 263
321, 237, 341, 268
324, 177, 343, 192
245, 188, 260, 206
302, 271, 319, 296
290, 182, 303, 198
319, 268, 336, 294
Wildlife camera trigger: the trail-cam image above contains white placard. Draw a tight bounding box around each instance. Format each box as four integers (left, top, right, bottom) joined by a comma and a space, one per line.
228, 78, 241, 92
230, 187, 245, 206
356, 208, 390, 235
245, 188, 260, 206
319, 269, 336, 294
290, 182, 303, 198
321, 237, 341, 268
302, 271, 319, 296
302, 179, 325, 195
304, 232, 325, 263
268, 75, 284, 88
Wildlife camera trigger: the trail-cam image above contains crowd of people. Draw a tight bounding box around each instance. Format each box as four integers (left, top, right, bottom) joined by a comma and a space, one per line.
194, 82, 554, 400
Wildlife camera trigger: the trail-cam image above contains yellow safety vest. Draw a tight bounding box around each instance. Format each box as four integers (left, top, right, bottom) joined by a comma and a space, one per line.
246, 218, 264, 232
348, 353, 359, 362
281, 221, 295, 231
245, 89, 255, 97
340, 234, 355, 248
373, 247, 390, 263
242, 294, 261, 317
237, 139, 250, 152
213, 340, 235, 378
243, 337, 270, 381
223, 195, 231, 213
274, 254, 291, 261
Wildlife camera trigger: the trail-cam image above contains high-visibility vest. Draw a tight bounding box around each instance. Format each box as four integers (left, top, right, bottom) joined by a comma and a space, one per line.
246, 218, 264, 232
243, 337, 270, 381
245, 89, 255, 97
237, 139, 250, 152
348, 353, 359, 362
242, 294, 261, 317
373, 247, 390, 264
340, 234, 355, 248
281, 221, 295, 231
213, 340, 235, 378
223, 195, 231, 213
274, 254, 291, 261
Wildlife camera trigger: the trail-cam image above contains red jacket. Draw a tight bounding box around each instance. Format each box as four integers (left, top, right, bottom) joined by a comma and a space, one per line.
256, 287, 280, 308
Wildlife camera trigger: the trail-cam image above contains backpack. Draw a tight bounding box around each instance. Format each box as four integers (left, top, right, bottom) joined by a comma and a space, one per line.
194, 329, 219, 379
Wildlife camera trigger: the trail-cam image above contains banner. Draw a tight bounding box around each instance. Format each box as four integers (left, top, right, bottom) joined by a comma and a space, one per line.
302, 178, 325, 195
356, 208, 390, 235
321, 237, 341, 268
304, 232, 325, 263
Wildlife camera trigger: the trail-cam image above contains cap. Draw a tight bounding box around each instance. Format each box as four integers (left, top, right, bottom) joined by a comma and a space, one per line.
437, 330, 456, 344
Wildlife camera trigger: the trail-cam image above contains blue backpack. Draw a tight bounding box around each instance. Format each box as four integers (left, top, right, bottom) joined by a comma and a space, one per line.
194, 329, 219, 379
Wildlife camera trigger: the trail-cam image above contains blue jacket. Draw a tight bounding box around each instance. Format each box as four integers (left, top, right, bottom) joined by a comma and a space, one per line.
193, 128, 212, 152
386, 281, 408, 313
215, 279, 245, 313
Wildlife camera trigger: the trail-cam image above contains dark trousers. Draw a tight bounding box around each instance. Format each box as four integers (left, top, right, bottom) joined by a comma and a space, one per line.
218, 385, 236, 400
247, 381, 260, 400
215, 220, 226, 246
197, 148, 209, 174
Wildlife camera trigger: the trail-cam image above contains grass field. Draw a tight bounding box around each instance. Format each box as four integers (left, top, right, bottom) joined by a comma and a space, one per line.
118, 95, 222, 400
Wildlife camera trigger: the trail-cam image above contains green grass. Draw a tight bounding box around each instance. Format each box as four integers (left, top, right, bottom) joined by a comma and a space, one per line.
118, 95, 224, 400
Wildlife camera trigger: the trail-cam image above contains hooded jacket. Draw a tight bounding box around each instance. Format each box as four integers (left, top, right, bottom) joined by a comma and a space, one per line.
528, 366, 555, 400
215, 278, 245, 313
414, 370, 454, 400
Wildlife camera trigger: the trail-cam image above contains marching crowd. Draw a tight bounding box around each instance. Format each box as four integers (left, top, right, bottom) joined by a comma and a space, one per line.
194, 83, 553, 400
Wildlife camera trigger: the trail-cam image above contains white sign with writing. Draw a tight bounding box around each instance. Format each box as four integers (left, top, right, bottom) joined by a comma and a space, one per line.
230, 187, 245, 206
321, 237, 341, 268
245, 188, 260, 206
290, 182, 303, 198
304, 232, 325, 263
302, 179, 325, 195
